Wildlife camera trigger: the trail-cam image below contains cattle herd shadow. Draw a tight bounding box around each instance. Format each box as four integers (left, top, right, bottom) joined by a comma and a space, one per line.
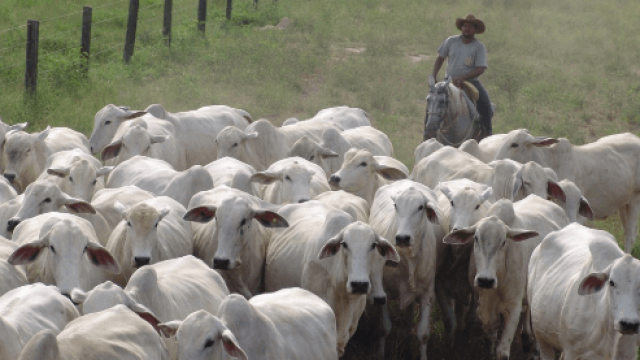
342, 302, 531, 360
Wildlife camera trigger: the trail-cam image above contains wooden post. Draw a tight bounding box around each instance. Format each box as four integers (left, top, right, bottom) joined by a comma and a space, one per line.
197, 0, 206, 34
25, 20, 39, 97
80, 6, 92, 76
163, 0, 172, 46
123, 0, 139, 64
226, 0, 232, 20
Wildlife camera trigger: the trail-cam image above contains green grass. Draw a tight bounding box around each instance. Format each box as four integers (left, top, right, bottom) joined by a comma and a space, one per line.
2, 0, 640, 358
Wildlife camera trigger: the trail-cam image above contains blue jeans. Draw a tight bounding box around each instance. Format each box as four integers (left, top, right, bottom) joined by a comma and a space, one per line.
467, 78, 493, 135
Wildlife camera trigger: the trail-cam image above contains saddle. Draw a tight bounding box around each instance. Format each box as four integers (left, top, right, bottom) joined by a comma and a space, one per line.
461, 81, 479, 102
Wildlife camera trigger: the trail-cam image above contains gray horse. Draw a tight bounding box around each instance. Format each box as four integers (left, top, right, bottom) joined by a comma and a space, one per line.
423, 75, 486, 145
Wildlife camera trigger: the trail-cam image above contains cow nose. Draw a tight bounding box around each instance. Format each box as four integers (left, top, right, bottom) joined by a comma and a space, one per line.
373, 296, 387, 305
619, 320, 640, 334
328, 175, 341, 184
134, 256, 150, 268
298, 199, 309, 203
7, 219, 20, 232
4, 173, 15, 182
395, 234, 411, 247
213, 258, 230, 270
476, 277, 496, 289
350, 281, 369, 294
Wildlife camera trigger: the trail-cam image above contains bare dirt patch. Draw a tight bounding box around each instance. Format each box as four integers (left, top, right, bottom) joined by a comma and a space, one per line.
406, 54, 432, 63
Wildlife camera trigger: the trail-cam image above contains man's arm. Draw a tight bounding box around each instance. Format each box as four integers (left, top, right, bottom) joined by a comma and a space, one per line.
431, 55, 445, 83
452, 66, 486, 87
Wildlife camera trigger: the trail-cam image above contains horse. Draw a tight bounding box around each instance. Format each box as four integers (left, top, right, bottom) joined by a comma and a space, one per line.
423, 75, 488, 146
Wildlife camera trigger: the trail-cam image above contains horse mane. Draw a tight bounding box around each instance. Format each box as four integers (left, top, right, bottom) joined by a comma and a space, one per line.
444, 83, 470, 116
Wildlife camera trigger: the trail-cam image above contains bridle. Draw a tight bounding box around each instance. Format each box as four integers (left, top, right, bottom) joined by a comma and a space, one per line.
426, 83, 474, 147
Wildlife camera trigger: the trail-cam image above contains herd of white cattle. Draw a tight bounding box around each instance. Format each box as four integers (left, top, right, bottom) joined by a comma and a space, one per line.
0, 103, 640, 360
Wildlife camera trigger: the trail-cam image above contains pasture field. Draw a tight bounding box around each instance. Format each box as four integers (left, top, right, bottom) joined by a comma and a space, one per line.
1, 0, 640, 358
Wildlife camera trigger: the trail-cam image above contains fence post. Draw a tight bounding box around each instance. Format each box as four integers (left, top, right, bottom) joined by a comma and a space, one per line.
197, 0, 206, 34
226, 0, 232, 20
123, 0, 140, 64
80, 6, 92, 76
25, 20, 39, 97
163, 0, 172, 47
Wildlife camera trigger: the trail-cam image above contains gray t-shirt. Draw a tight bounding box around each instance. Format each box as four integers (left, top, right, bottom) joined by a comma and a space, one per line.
437, 35, 488, 80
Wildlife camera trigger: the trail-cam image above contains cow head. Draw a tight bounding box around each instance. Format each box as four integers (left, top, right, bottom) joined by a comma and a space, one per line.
90, 104, 146, 154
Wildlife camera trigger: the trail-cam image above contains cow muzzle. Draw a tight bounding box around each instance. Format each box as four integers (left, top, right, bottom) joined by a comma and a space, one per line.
133, 256, 151, 268
213, 258, 231, 270
475, 276, 496, 289
618, 319, 640, 335
395, 234, 412, 247
349, 281, 370, 294
328, 175, 341, 186
3, 173, 16, 183
7, 219, 20, 232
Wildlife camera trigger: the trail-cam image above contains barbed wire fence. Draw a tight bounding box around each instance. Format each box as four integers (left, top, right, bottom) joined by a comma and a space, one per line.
0, 0, 230, 96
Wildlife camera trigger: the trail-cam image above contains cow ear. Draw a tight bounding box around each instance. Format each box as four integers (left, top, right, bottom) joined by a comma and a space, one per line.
123, 111, 147, 120
252, 210, 289, 228
547, 180, 566, 203
101, 139, 122, 161
318, 230, 345, 260
157, 206, 170, 222
443, 227, 476, 245
85, 242, 121, 274
319, 147, 339, 159
96, 166, 114, 178
221, 330, 248, 360
425, 203, 439, 224
114, 201, 127, 220
579, 197, 594, 220
578, 272, 608, 295
438, 184, 453, 202
157, 320, 182, 338
149, 134, 170, 144
530, 137, 559, 147
69, 288, 88, 305
375, 235, 400, 263
8, 238, 49, 265
128, 300, 162, 335
8, 122, 28, 132
62, 195, 96, 214
374, 165, 408, 181
512, 167, 524, 200
144, 104, 166, 119
480, 187, 493, 203
249, 171, 281, 185
47, 166, 71, 178
183, 206, 217, 223
506, 228, 539, 242
243, 131, 258, 140
36, 126, 51, 143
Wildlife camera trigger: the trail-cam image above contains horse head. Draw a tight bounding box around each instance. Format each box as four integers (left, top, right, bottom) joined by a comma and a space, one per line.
424, 76, 451, 138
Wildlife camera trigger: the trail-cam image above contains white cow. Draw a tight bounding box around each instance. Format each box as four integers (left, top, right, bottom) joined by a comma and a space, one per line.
413, 138, 444, 164
215, 118, 343, 171
528, 223, 640, 360
8, 213, 121, 297
368, 180, 442, 360
71, 256, 229, 360
0, 284, 79, 360
412, 147, 566, 202
443, 195, 570, 360
250, 157, 330, 204
90, 185, 155, 232
290, 126, 393, 176
306, 105, 371, 129
328, 148, 409, 204
493, 129, 640, 251
265, 202, 400, 356
314, 190, 370, 222
3, 127, 90, 193
106, 156, 213, 207
17, 305, 169, 360
100, 117, 186, 169
205, 157, 261, 197
106, 196, 193, 284
0, 119, 28, 172
544, 168, 595, 224
158, 288, 339, 360
89, 103, 253, 164
184, 185, 289, 298
0, 237, 28, 297
40, 148, 112, 201
459, 134, 508, 163
0, 176, 17, 204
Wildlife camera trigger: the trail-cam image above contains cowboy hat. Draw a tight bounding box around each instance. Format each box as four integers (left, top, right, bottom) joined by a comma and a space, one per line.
456, 14, 485, 34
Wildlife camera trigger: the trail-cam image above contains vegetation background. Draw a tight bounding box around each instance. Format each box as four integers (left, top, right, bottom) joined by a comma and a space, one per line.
1, 0, 640, 358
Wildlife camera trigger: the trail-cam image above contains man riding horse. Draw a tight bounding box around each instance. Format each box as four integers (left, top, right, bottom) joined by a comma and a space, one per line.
424, 14, 493, 143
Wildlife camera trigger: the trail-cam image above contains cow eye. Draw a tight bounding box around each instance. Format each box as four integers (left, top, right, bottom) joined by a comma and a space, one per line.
83, 246, 87, 253
50, 245, 56, 254
232, 143, 238, 148
285, 175, 292, 181
418, 205, 424, 211
154, 222, 159, 228
43, 198, 52, 203
240, 219, 246, 227
393, 203, 397, 210
69, 177, 74, 183
105, 120, 112, 125
450, 201, 454, 207
309, 155, 315, 161
25, 149, 31, 154
342, 242, 348, 249
510, 143, 519, 148
610, 280, 615, 287
92, 180, 98, 185
203, 339, 214, 349
474, 236, 478, 243
359, 162, 367, 167
371, 243, 376, 250
475, 204, 480, 210
127, 221, 131, 227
